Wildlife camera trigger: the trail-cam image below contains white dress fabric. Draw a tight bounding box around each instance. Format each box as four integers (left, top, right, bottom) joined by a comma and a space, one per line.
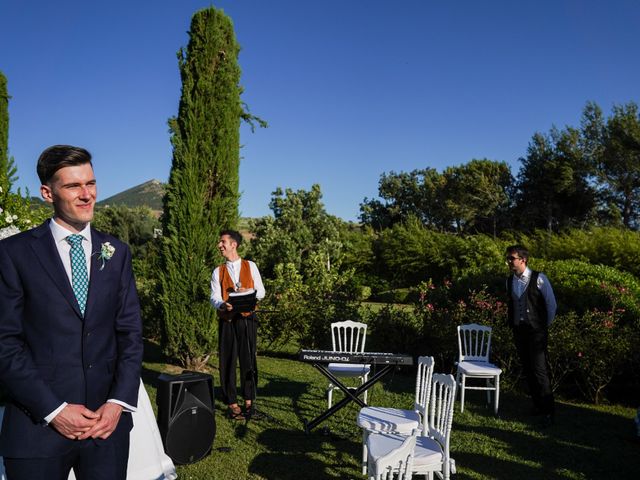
0, 380, 177, 480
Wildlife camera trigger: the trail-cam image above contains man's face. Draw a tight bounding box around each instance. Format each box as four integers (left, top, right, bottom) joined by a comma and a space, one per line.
506, 252, 527, 275
218, 234, 237, 260
40, 163, 97, 233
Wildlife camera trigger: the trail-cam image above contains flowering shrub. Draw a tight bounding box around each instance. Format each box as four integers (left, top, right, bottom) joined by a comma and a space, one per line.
0, 185, 49, 234
550, 308, 634, 404
415, 280, 518, 378
365, 277, 639, 404
366, 280, 515, 376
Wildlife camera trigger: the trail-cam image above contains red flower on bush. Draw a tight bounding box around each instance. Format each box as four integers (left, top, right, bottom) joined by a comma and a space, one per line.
603, 319, 614, 329
475, 300, 492, 310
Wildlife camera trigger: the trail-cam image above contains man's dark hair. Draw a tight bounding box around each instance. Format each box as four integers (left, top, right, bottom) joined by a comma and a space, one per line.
505, 244, 529, 262
37, 145, 92, 185
220, 229, 242, 247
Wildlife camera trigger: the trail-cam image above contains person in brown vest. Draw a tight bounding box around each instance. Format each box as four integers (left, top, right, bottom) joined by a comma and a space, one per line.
505, 244, 557, 427
210, 230, 265, 420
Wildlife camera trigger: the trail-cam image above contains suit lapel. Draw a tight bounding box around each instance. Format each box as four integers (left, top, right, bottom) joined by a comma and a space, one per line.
29, 221, 83, 318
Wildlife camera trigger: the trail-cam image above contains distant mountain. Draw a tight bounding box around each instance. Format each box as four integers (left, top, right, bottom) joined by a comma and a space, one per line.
98, 179, 165, 212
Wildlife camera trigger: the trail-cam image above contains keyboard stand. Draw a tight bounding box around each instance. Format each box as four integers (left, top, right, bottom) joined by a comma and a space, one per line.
303, 363, 395, 433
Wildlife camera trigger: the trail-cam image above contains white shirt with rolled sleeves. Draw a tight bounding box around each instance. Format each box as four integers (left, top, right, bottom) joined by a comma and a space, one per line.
210, 258, 265, 310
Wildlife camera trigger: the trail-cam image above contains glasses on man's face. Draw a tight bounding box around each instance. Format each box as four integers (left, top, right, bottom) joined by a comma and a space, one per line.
505, 255, 521, 262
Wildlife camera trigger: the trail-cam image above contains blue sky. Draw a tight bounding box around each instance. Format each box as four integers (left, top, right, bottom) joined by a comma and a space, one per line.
1, 0, 639, 221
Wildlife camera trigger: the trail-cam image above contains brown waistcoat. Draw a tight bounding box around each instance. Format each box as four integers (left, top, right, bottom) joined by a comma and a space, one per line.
218, 259, 255, 319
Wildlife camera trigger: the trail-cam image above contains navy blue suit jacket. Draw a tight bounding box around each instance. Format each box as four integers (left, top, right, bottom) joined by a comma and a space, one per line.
0, 221, 143, 458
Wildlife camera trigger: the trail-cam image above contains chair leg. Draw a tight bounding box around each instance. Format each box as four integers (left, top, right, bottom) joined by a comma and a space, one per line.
486, 378, 492, 406
494, 375, 500, 415
327, 383, 333, 409
362, 374, 369, 405
362, 429, 368, 475
460, 375, 466, 413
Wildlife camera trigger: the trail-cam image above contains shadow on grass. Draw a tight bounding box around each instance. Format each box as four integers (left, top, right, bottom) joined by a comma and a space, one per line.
258, 347, 298, 361
249, 427, 360, 480
451, 390, 639, 479
258, 372, 315, 430
373, 365, 414, 395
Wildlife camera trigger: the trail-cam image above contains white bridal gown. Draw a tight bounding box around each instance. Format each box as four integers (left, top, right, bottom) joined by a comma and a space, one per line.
0, 380, 177, 480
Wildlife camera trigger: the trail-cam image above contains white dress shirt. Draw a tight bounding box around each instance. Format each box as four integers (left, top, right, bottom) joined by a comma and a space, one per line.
210, 258, 265, 310
49, 218, 92, 282
511, 266, 557, 325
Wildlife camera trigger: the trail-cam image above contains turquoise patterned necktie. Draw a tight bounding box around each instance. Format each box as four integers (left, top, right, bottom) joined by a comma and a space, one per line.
66, 234, 89, 315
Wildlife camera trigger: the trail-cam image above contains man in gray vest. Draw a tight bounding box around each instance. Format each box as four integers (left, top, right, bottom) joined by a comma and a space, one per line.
505, 245, 557, 426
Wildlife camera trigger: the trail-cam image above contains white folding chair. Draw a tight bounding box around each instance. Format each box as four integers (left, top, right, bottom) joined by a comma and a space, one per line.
456, 323, 502, 414
358, 356, 434, 474
367, 374, 457, 480
327, 320, 371, 408
366, 429, 417, 480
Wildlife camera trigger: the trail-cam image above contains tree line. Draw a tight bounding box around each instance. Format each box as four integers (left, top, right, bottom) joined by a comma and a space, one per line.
360, 101, 640, 233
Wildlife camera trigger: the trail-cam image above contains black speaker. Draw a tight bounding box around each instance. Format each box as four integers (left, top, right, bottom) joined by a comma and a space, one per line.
157, 371, 216, 465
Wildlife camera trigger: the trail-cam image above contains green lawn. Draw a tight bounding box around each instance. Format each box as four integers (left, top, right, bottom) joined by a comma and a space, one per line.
142, 346, 639, 480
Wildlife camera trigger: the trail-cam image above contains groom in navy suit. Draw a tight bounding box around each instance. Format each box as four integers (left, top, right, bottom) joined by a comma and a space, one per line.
0, 145, 143, 479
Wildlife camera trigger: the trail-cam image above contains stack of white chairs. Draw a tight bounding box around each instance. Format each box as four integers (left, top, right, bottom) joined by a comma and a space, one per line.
455, 323, 502, 414
357, 356, 434, 475
366, 429, 418, 480
365, 373, 457, 480
327, 320, 371, 408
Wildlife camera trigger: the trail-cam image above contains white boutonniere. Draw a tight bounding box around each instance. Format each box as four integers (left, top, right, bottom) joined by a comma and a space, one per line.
97, 242, 115, 270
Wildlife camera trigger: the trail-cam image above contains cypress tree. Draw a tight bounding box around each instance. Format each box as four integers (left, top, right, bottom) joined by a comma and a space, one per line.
159, 7, 242, 368
0, 71, 10, 192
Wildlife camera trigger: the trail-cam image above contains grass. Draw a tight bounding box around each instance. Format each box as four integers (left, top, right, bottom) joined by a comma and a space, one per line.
142, 343, 639, 480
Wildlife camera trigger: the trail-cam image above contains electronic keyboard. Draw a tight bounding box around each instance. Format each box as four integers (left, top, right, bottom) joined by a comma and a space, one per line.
299, 349, 413, 365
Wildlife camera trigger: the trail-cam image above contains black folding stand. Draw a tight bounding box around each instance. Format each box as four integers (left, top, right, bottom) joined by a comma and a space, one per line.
302, 363, 397, 434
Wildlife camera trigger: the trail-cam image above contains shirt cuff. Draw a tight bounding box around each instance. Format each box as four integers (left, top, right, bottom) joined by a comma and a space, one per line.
44, 402, 68, 425
107, 398, 137, 413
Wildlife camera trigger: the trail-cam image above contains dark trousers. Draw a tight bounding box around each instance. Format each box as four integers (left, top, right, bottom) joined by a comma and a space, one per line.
4, 433, 129, 480
513, 323, 554, 415
218, 313, 258, 405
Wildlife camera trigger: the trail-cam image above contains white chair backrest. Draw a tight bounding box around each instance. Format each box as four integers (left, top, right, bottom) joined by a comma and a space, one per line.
331, 320, 367, 353
372, 430, 417, 480
424, 373, 456, 450
457, 323, 492, 363
414, 356, 435, 413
